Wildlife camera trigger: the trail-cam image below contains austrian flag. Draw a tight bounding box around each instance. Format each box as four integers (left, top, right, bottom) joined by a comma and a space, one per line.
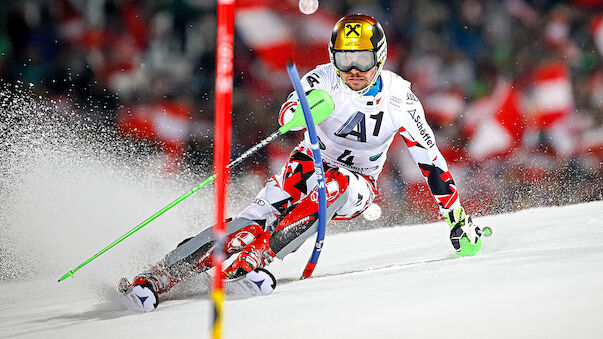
532, 62, 573, 128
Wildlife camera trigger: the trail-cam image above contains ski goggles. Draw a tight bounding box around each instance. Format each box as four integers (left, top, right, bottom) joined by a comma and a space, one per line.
333, 50, 377, 72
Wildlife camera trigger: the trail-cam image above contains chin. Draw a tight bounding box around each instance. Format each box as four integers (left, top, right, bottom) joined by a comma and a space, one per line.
346, 81, 368, 91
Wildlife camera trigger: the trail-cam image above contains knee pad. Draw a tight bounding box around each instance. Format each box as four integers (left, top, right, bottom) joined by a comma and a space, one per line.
316, 168, 349, 204
329, 168, 376, 220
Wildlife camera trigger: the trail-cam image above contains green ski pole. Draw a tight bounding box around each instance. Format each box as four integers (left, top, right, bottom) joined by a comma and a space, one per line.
58, 89, 334, 282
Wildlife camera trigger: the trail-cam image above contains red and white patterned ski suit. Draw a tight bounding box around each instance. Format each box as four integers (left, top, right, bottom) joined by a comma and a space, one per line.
239, 63, 460, 232
130, 63, 462, 291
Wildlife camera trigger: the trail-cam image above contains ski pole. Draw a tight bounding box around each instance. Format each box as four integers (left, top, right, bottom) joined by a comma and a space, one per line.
285, 62, 328, 280
58, 91, 335, 283
58, 131, 280, 282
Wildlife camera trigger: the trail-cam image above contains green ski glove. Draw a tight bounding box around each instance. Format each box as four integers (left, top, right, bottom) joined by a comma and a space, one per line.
445, 207, 482, 257
279, 89, 335, 134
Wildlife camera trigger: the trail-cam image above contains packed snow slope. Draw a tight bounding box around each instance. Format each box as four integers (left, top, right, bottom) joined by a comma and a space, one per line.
1, 201, 602, 338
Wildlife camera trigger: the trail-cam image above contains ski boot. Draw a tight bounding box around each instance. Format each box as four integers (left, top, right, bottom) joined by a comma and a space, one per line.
118, 274, 160, 312
223, 231, 276, 279
118, 266, 178, 312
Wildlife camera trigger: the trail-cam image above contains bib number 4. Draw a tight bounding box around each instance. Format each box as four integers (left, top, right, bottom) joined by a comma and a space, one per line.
336, 149, 355, 166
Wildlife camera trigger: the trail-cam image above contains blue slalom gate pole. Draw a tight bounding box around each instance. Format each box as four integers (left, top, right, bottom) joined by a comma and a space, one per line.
285, 61, 327, 279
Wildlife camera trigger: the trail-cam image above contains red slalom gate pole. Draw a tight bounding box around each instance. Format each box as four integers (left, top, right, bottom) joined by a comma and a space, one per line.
211, 0, 234, 338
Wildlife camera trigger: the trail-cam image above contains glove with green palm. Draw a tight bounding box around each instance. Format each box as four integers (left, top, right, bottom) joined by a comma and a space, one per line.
444, 207, 483, 257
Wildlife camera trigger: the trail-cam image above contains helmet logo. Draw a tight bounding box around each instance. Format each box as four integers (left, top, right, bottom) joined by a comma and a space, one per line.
344, 23, 362, 37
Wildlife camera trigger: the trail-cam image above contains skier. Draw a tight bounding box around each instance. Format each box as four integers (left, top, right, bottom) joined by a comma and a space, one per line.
120, 14, 483, 308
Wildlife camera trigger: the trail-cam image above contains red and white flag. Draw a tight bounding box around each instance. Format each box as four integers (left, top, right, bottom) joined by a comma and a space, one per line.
235, 1, 295, 70
532, 62, 573, 128
117, 101, 191, 172
425, 90, 465, 125
235, 0, 335, 72
465, 80, 525, 160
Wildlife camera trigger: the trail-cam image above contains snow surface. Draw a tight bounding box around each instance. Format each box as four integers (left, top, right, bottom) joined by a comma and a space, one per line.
1, 201, 602, 339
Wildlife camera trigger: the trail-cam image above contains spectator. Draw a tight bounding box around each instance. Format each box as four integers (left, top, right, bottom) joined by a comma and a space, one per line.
1, 0, 601, 225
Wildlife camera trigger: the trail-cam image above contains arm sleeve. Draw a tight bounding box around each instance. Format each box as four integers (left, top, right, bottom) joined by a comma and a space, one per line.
278, 68, 330, 131
398, 91, 461, 215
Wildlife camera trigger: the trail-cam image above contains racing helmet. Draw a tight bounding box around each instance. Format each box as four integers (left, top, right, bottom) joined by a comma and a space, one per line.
328, 14, 387, 93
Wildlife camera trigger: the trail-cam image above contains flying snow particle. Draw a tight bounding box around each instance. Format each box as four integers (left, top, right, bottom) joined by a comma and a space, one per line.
362, 203, 382, 221
299, 0, 319, 15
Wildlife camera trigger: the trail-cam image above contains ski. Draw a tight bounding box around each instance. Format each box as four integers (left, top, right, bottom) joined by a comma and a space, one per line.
118, 268, 276, 312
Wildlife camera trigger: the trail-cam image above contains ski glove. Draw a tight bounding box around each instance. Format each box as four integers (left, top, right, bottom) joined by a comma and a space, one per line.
279, 89, 335, 134
445, 207, 482, 257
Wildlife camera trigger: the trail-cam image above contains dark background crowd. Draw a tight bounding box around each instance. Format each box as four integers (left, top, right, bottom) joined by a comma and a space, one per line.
1, 0, 601, 225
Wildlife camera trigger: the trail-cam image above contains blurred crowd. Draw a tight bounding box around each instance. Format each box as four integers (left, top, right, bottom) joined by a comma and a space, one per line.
1, 0, 602, 224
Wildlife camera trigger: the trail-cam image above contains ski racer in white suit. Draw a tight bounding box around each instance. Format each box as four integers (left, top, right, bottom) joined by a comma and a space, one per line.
123, 14, 483, 300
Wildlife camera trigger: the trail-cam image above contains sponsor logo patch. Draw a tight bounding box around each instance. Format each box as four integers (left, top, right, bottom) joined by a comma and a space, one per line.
289, 216, 311, 228
345, 23, 362, 37
407, 109, 434, 148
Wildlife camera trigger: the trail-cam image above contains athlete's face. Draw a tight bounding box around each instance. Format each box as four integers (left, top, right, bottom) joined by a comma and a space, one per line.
340, 66, 377, 91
